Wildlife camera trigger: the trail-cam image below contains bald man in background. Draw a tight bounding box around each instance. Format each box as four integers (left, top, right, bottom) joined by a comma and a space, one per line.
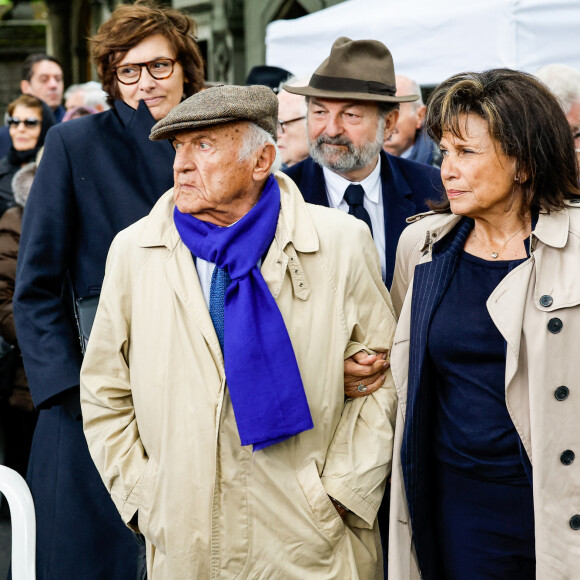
383, 75, 440, 167
277, 77, 310, 168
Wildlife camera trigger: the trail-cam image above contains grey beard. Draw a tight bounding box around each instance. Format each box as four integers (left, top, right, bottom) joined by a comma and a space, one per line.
308, 117, 385, 172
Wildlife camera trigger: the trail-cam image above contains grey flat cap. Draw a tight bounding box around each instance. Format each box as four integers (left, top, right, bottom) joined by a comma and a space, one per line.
150, 84, 279, 141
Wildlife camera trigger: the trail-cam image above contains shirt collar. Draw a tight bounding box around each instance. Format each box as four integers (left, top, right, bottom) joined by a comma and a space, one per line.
322, 155, 382, 206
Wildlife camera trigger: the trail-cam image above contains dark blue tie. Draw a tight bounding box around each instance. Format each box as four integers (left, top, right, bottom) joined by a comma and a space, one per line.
209, 266, 232, 352
344, 183, 373, 236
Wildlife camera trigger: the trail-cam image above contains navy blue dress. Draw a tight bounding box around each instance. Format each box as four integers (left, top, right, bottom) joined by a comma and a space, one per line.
427, 251, 535, 578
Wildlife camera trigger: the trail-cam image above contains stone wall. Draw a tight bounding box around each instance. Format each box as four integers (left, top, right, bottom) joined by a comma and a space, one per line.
0, 19, 47, 113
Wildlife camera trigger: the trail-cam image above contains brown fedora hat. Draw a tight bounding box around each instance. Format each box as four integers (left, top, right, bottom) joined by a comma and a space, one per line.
283, 37, 418, 103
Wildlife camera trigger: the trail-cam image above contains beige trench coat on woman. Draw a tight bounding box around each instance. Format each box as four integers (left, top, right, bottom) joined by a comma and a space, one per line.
388, 203, 580, 580
80, 173, 398, 580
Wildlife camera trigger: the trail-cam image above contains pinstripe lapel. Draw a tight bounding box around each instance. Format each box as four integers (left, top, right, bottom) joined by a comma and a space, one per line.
401, 217, 472, 578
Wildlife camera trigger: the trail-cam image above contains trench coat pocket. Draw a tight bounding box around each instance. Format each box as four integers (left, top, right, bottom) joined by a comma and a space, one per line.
137, 457, 165, 553
296, 459, 346, 544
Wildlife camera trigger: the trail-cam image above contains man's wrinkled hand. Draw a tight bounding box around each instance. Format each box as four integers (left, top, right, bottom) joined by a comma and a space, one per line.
344, 351, 389, 398
329, 497, 348, 520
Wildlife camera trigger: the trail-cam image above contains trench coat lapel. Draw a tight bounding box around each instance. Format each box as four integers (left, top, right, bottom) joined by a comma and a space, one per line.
487, 261, 531, 395
165, 241, 226, 370
381, 152, 418, 287
400, 217, 472, 578
140, 195, 226, 371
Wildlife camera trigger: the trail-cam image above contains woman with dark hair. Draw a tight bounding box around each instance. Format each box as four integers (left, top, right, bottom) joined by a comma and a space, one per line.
0, 160, 38, 482
387, 69, 580, 579
13, 1, 204, 578
0, 95, 54, 215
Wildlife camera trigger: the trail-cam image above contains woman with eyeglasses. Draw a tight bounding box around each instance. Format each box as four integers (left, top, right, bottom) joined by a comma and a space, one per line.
0, 95, 54, 216
12, 1, 204, 578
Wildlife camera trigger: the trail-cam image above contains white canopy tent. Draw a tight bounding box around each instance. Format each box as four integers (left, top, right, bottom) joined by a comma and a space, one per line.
266, 0, 580, 86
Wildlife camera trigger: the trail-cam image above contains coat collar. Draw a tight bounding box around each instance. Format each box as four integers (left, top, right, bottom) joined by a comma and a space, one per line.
274, 171, 319, 254
113, 99, 154, 130
532, 207, 569, 249
413, 206, 573, 254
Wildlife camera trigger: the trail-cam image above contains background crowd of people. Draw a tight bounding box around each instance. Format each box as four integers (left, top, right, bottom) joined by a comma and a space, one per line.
0, 0, 579, 578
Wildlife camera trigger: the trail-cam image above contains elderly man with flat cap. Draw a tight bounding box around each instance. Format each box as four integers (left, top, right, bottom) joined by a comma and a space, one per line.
79, 84, 398, 579
284, 37, 443, 290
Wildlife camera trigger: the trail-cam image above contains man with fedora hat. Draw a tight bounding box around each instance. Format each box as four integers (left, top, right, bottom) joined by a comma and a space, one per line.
79, 84, 398, 578
284, 37, 443, 289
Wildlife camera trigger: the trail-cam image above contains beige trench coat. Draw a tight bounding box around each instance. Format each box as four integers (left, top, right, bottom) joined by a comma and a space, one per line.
388, 202, 580, 579
80, 172, 398, 580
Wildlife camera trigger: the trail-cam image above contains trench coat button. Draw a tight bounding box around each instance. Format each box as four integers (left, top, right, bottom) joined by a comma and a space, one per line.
555, 386, 569, 401
570, 515, 580, 530
548, 318, 563, 333
561, 450, 575, 465
539, 295, 553, 307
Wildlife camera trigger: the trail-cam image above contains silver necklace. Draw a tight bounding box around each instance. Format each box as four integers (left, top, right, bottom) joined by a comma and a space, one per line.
472, 225, 526, 259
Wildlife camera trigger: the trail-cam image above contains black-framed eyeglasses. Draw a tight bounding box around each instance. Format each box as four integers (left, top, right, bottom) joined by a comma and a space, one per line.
6, 117, 40, 129
277, 116, 306, 134
113, 58, 177, 85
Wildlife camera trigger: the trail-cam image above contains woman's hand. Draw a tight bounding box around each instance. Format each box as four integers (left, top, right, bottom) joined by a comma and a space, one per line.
344, 351, 389, 398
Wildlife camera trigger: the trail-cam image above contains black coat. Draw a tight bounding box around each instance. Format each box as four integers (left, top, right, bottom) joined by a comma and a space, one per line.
284, 151, 443, 288
0, 157, 19, 216
13, 100, 175, 579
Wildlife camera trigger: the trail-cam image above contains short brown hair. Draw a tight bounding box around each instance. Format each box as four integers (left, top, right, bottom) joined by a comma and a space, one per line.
7, 94, 43, 117
90, 0, 204, 106
426, 68, 580, 214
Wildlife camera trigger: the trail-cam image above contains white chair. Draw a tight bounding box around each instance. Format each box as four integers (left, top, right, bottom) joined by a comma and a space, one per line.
0, 465, 35, 579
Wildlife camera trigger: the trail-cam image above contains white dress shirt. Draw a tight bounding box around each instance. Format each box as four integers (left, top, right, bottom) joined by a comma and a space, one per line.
196, 259, 215, 308
322, 157, 386, 282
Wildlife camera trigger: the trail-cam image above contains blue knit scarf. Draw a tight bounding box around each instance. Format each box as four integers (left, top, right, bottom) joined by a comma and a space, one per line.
173, 175, 313, 450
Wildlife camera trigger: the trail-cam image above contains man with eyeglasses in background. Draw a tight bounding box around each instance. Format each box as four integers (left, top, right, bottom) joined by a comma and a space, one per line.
0, 54, 65, 158
277, 77, 310, 169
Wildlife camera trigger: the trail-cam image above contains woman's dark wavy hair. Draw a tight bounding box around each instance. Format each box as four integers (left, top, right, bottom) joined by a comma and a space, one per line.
90, 0, 205, 107
425, 68, 580, 214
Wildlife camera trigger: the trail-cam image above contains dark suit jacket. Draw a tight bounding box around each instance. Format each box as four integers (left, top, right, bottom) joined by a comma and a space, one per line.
284, 151, 443, 287
406, 128, 442, 168
13, 100, 175, 579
